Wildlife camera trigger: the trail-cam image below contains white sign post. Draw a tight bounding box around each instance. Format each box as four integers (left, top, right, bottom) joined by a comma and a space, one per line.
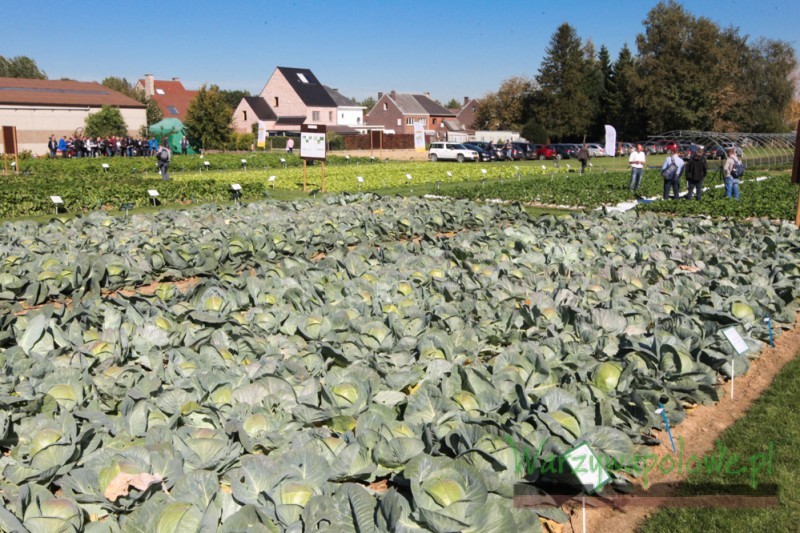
147, 189, 159, 207
723, 327, 749, 400
50, 195, 63, 215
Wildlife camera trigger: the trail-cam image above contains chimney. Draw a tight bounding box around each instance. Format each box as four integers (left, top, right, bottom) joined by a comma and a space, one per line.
424, 92, 430, 98
144, 74, 155, 97
463, 96, 469, 105
378, 92, 383, 99
172, 77, 180, 82
390, 90, 397, 100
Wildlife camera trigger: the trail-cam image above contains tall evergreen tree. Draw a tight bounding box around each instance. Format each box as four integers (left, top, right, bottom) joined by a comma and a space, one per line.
534, 23, 592, 139
607, 44, 645, 139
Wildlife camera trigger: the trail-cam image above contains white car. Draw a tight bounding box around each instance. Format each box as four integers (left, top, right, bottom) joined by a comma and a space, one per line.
586, 143, 606, 157
428, 142, 479, 162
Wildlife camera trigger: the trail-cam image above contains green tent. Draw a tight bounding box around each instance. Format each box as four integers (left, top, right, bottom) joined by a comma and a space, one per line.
149, 118, 195, 154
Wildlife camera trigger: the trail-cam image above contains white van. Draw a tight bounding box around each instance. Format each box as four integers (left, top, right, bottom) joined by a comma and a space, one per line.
428, 142, 479, 163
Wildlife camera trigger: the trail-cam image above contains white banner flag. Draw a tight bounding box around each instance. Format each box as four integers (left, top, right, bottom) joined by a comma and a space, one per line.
413, 122, 426, 152
604, 125, 617, 157
257, 121, 267, 148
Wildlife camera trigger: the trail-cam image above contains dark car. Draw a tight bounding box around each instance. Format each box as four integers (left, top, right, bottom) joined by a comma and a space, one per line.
705, 145, 727, 160
552, 144, 577, 159
512, 142, 536, 160
463, 143, 494, 162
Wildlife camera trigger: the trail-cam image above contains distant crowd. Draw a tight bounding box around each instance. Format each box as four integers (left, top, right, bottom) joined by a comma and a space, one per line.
47, 135, 162, 159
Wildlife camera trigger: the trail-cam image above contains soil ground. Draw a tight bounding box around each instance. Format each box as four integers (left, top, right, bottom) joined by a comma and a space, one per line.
561, 312, 800, 533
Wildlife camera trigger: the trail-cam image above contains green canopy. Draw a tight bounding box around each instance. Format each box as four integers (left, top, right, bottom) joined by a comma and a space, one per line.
149, 118, 184, 136
148, 118, 195, 154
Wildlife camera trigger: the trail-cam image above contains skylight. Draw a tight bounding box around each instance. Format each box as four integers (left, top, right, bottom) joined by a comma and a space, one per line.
155, 88, 165, 95
167, 106, 179, 115
297, 73, 309, 83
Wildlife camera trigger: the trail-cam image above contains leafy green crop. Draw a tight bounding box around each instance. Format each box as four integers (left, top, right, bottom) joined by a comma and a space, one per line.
0, 196, 798, 531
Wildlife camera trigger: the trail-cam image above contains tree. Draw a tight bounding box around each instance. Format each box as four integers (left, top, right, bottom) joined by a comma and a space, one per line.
101, 77, 161, 125
360, 96, 376, 112
534, 23, 593, 139
606, 44, 646, 139
218, 89, 251, 110
473, 76, 535, 130
183, 84, 233, 150
84, 105, 128, 137
0, 55, 47, 79
444, 98, 461, 109
521, 118, 548, 143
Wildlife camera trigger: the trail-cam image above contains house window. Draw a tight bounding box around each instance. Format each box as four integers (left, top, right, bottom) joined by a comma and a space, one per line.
297, 73, 309, 83
155, 88, 165, 95
274, 97, 279, 107
432, 118, 437, 125
312, 111, 320, 121
472, 106, 476, 112
406, 118, 413, 125
397, 118, 401, 126
167, 106, 179, 115
329, 111, 333, 121
383, 102, 388, 111
243, 110, 248, 121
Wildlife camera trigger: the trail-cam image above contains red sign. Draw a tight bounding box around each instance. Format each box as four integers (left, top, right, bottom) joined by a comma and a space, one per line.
1, 126, 17, 155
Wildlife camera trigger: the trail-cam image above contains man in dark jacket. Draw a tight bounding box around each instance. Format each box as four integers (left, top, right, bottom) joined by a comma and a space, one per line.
577, 144, 590, 174
684, 148, 708, 200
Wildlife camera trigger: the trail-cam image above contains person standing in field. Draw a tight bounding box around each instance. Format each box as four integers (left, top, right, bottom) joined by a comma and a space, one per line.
157, 141, 171, 181
723, 148, 743, 200
180, 135, 189, 155
661, 148, 684, 200
684, 148, 708, 200
286, 137, 294, 155
577, 144, 590, 174
628, 144, 646, 193
48, 135, 58, 158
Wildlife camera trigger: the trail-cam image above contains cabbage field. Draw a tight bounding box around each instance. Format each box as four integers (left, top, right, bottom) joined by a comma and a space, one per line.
0, 194, 798, 531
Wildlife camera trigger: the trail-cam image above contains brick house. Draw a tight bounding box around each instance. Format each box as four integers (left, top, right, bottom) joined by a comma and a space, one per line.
0, 77, 146, 155
233, 67, 363, 134
453, 97, 479, 133
134, 75, 198, 122
365, 91, 458, 139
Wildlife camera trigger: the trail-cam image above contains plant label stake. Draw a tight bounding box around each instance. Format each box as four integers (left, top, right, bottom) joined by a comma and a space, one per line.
50, 195, 63, 215
241, 159, 247, 170
406, 173, 412, 193
121, 202, 134, 217
268, 175, 276, 189
723, 327, 749, 401
656, 402, 677, 453
231, 184, 242, 206
147, 189, 159, 207
765, 315, 774, 347
203, 161, 210, 170
356, 176, 364, 191
102, 163, 109, 172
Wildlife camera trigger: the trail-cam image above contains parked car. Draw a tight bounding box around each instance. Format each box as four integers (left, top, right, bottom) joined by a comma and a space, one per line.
463, 143, 494, 162
721, 142, 744, 157
512, 142, 536, 160
617, 142, 635, 156
428, 142, 479, 162
586, 143, 606, 157
552, 144, 577, 159
535, 144, 557, 160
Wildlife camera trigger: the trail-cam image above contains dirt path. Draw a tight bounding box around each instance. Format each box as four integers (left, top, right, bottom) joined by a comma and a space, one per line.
562, 312, 800, 533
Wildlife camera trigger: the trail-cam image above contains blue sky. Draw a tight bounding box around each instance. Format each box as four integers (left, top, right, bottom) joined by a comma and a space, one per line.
4, 0, 798, 102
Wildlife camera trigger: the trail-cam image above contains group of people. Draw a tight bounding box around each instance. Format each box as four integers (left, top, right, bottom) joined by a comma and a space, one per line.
47, 135, 191, 159
627, 144, 743, 201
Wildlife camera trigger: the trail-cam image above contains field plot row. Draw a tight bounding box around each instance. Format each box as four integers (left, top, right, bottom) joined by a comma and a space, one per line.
0, 196, 799, 531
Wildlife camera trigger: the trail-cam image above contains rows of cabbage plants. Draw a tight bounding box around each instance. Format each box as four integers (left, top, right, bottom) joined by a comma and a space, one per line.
1, 195, 799, 531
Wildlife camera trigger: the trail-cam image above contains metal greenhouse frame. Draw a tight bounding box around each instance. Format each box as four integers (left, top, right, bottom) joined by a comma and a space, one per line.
650, 130, 796, 170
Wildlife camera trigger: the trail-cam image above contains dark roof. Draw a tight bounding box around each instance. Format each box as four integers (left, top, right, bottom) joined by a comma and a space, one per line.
328, 125, 359, 135
323, 86, 359, 107
413, 94, 456, 116
0, 77, 146, 108
243, 96, 277, 121
276, 67, 336, 108
275, 116, 307, 125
